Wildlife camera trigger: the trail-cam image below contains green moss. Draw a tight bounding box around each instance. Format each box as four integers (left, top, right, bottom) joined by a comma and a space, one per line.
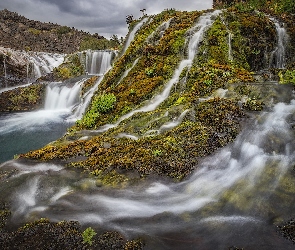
279, 69, 295, 84
76, 93, 116, 129
54, 53, 84, 80
82, 227, 97, 246
0, 83, 45, 112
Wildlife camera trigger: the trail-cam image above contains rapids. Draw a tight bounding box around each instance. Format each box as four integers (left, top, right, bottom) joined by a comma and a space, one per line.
0, 78, 86, 163
0, 83, 295, 249
0, 8, 295, 250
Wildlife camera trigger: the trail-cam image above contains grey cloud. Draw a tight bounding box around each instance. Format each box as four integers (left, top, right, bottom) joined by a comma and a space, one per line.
0, 0, 212, 38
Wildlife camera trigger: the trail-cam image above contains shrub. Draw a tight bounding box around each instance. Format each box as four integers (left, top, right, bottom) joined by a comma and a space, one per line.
82, 227, 97, 246
77, 93, 116, 129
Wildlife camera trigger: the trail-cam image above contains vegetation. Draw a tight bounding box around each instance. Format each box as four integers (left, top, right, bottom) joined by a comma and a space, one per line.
0, 83, 45, 112
0, 217, 143, 249
214, 0, 295, 13
76, 93, 116, 129
21, 3, 295, 189
79, 36, 119, 51
53, 54, 84, 80
82, 227, 97, 246
3, 1, 295, 247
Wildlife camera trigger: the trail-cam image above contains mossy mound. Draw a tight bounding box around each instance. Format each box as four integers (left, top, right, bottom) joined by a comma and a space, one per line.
0, 218, 143, 250
0, 83, 45, 112
21, 7, 295, 184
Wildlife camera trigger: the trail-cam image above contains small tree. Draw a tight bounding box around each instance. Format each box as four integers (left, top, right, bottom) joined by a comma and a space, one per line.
126, 15, 134, 25
140, 8, 147, 16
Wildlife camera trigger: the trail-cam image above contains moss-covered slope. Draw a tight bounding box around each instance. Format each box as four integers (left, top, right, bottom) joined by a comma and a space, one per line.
21, 7, 295, 184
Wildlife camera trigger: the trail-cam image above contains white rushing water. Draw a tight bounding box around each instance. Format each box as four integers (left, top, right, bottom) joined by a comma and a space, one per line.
116, 58, 140, 87
146, 18, 172, 44
269, 18, 288, 69
85, 50, 113, 75
122, 17, 149, 55
0, 77, 87, 163
28, 52, 64, 79
1, 85, 295, 249
44, 80, 84, 110
95, 10, 222, 133
0, 50, 64, 92
0, 78, 85, 136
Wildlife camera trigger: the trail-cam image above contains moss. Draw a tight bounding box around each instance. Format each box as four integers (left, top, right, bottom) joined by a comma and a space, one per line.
279, 69, 295, 84
0, 83, 45, 112
0, 217, 143, 249
54, 53, 84, 80
76, 93, 117, 129
278, 219, 295, 244
81, 76, 99, 96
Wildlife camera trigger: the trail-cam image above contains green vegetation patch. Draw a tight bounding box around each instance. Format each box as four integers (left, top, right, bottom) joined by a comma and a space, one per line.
0, 83, 45, 112
54, 54, 84, 80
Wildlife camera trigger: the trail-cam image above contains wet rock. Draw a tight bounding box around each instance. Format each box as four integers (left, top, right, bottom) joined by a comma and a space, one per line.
277, 218, 295, 244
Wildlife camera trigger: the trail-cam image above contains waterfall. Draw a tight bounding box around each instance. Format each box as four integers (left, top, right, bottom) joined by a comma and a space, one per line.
269, 18, 288, 69
0, 49, 64, 92
74, 51, 115, 118
85, 50, 113, 75
2, 85, 295, 249
228, 32, 233, 61
96, 10, 222, 133
73, 76, 104, 119
44, 80, 83, 110
146, 18, 172, 44
122, 17, 149, 55
28, 52, 64, 80
116, 57, 140, 87
144, 109, 190, 136
3, 56, 7, 79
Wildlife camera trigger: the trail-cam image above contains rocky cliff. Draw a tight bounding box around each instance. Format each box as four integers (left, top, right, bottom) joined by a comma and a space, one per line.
0, 9, 110, 54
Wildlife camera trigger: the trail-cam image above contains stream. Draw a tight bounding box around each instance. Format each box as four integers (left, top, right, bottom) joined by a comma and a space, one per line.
0, 83, 295, 249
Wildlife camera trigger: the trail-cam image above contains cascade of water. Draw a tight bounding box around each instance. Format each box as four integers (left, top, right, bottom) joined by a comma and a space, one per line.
95, 10, 222, 133
228, 32, 233, 61
2, 87, 295, 250
144, 109, 190, 136
73, 76, 104, 119
3, 56, 7, 88
28, 52, 64, 79
73, 51, 115, 119
122, 17, 149, 55
3, 56, 7, 79
44, 79, 84, 110
85, 50, 113, 75
269, 18, 288, 69
0, 82, 31, 94
146, 18, 172, 44
116, 58, 140, 87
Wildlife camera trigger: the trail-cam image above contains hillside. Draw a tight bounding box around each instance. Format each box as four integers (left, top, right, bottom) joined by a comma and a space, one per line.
0, 9, 116, 54
22, 5, 295, 182
1, 1, 295, 248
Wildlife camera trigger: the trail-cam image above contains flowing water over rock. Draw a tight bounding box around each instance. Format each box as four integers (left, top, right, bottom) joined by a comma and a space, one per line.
122, 17, 149, 55
0, 78, 86, 163
95, 10, 222, 133
269, 18, 288, 69
1, 83, 295, 249
84, 50, 113, 75
28, 52, 64, 80
1, 9, 295, 250
0, 49, 64, 92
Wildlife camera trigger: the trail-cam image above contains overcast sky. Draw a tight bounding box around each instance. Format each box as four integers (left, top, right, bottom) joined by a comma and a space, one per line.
0, 0, 213, 39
